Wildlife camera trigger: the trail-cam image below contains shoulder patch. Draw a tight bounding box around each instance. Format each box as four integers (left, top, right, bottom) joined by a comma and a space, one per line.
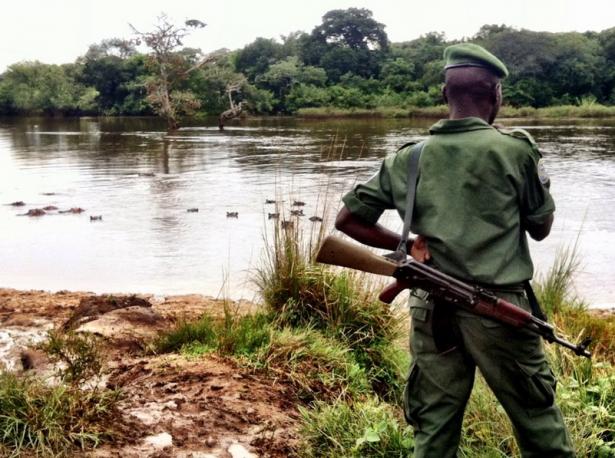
537, 159, 549, 184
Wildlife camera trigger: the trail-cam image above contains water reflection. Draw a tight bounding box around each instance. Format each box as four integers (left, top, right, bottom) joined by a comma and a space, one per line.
0, 116, 613, 308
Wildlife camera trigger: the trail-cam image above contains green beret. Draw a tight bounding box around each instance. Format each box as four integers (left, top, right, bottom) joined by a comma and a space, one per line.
443, 43, 508, 78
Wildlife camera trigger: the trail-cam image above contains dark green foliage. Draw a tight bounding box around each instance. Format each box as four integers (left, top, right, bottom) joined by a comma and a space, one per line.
0, 61, 98, 115
79, 49, 150, 115
235, 37, 283, 82
5, 10, 615, 116
301, 8, 388, 82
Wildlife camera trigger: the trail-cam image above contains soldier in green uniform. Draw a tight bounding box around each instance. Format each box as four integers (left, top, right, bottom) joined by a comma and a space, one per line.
335, 43, 575, 458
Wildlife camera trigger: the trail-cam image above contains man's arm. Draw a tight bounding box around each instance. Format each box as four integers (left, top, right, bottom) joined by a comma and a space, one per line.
335, 206, 431, 262
335, 206, 403, 251
525, 213, 554, 241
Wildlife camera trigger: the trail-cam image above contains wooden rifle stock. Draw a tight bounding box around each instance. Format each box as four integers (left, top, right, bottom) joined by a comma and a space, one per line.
316, 236, 592, 358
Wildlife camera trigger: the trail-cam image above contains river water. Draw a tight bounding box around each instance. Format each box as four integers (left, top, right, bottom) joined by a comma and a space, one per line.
0, 116, 613, 308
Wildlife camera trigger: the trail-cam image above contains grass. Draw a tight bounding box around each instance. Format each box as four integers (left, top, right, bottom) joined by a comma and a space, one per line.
0, 372, 120, 458
296, 103, 615, 119
295, 106, 449, 119
258, 328, 370, 401
253, 222, 409, 401
0, 331, 120, 458
299, 397, 413, 458
151, 313, 373, 401
152, 311, 271, 356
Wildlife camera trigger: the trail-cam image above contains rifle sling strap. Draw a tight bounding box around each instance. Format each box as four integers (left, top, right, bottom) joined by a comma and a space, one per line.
523, 280, 547, 321
396, 141, 424, 255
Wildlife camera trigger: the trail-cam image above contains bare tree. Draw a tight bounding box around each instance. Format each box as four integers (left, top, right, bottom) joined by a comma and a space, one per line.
130, 14, 206, 131
219, 81, 246, 130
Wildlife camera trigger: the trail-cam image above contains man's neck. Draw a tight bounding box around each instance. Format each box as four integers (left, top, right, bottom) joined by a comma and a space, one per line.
447, 99, 497, 124
448, 107, 492, 124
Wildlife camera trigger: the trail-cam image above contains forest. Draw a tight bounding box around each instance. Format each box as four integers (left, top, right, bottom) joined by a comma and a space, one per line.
2, 8, 615, 124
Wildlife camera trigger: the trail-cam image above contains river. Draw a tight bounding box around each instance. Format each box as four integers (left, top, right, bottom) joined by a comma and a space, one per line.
0, 116, 613, 308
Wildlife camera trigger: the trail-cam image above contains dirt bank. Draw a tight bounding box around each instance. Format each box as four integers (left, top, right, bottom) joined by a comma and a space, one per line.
0, 288, 301, 458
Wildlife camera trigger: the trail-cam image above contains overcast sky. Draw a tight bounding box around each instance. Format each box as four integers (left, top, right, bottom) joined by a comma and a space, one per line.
1, 0, 614, 72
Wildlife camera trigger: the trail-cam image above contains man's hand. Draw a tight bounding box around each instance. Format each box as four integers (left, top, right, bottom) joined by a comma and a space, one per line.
411, 236, 431, 263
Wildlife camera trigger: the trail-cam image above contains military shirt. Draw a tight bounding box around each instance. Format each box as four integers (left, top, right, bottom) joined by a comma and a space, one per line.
342, 117, 555, 286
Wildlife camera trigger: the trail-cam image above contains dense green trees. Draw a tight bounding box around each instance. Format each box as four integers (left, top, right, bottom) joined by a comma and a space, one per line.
3, 9, 615, 119
78, 39, 150, 115
0, 62, 98, 115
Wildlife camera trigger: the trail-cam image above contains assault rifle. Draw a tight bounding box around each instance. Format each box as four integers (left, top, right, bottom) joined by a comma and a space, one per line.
316, 236, 592, 359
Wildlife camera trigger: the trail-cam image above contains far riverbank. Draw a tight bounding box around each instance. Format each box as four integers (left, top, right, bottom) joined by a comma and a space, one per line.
295, 104, 615, 119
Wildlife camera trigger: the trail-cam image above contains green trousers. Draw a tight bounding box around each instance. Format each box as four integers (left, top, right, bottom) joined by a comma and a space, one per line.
404, 292, 575, 458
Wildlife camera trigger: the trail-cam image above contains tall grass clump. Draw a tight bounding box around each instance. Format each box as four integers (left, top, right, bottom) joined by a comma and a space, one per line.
534, 239, 615, 361
534, 241, 585, 317
0, 331, 120, 458
254, 224, 409, 400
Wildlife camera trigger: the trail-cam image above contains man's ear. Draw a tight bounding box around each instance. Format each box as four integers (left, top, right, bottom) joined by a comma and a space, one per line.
441, 84, 448, 104
494, 83, 502, 105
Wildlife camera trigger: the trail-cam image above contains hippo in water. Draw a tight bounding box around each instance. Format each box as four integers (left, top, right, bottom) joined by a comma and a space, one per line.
59, 207, 86, 214
19, 209, 46, 216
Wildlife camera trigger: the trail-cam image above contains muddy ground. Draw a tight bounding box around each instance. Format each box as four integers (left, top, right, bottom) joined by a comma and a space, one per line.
3, 288, 612, 458
0, 288, 301, 458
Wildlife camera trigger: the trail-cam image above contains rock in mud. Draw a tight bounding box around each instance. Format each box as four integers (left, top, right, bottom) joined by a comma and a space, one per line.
63, 294, 153, 330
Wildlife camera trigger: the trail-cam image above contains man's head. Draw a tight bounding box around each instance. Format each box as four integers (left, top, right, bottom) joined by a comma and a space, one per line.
441, 43, 508, 124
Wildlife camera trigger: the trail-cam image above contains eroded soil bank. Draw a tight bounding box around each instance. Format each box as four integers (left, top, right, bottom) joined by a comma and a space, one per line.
0, 288, 301, 458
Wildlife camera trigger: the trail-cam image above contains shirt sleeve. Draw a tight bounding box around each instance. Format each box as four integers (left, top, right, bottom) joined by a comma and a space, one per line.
519, 147, 556, 227
342, 154, 397, 225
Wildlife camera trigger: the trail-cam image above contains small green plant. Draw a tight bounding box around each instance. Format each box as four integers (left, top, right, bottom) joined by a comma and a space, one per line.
38, 329, 103, 385
299, 397, 413, 458
356, 421, 388, 446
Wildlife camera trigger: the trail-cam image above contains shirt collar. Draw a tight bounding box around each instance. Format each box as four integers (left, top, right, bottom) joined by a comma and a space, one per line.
429, 117, 494, 135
